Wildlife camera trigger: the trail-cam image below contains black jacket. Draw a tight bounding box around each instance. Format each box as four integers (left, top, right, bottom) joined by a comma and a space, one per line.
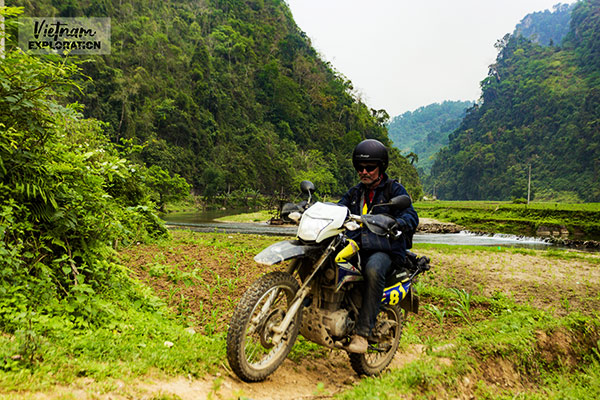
338, 173, 419, 258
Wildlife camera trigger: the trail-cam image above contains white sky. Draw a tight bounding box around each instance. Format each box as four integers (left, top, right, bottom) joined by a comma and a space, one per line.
285, 0, 572, 117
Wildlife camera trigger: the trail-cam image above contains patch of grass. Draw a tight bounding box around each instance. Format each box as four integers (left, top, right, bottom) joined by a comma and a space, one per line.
543, 249, 600, 264
338, 299, 600, 399
288, 337, 329, 362
214, 210, 273, 223
0, 276, 226, 392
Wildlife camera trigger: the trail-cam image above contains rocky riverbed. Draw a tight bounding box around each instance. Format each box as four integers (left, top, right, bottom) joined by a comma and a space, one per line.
417, 218, 463, 233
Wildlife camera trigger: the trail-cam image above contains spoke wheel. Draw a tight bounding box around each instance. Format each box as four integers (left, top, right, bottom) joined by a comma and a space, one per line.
349, 304, 404, 376
226, 271, 300, 382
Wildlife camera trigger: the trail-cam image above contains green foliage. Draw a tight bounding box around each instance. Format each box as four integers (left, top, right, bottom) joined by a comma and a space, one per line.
145, 165, 191, 211
387, 100, 474, 175
430, 0, 600, 202
0, 280, 225, 388
0, 8, 167, 334
514, 3, 574, 46
10, 0, 422, 201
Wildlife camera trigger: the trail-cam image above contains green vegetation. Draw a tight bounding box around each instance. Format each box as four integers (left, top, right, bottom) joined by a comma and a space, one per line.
0, 5, 191, 387
415, 200, 600, 239
430, 0, 600, 202
338, 243, 600, 399
213, 209, 273, 223
2, 223, 600, 398
514, 3, 574, 46
340, 305, 600, 399
10, 0, 421, 201
387, 100, 474, 175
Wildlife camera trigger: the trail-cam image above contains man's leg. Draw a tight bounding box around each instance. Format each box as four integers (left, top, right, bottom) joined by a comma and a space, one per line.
348, 252, 393, 353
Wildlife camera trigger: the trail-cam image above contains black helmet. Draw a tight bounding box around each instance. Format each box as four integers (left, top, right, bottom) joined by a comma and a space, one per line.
352, 139, 389, 173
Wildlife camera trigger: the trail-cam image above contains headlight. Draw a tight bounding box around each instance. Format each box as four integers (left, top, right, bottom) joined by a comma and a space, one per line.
298, 215, 333, 241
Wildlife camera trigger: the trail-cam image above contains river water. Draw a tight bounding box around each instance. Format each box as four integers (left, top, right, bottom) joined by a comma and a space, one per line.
162, 211, 556, 250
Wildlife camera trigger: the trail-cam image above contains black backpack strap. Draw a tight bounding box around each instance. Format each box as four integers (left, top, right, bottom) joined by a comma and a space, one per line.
383, 178, 398, 203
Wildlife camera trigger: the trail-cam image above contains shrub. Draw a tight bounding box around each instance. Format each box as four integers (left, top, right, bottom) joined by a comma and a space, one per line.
0, 8, 167, 330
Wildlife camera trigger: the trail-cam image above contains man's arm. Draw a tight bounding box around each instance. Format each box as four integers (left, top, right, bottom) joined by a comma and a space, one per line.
391, 183, 419, 233
338, 184, 359, 209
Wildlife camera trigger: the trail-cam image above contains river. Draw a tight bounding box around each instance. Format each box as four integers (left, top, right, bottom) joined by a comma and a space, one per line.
162, 211, 556, 250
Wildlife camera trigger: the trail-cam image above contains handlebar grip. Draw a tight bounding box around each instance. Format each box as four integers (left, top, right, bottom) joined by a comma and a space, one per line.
417, 256, 431, 271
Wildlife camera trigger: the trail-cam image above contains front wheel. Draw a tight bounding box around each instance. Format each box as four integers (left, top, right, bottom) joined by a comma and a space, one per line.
349, 303, 404, 376
226, 271, 300, 382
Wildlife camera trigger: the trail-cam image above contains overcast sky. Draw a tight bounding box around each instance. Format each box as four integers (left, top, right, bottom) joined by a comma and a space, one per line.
285, 0, 572, 117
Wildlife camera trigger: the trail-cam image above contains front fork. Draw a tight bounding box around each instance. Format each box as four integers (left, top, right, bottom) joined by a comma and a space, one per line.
270, 238, 339, 344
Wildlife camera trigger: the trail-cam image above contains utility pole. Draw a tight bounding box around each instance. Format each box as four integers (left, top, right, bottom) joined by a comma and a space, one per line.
527, 164, 531, 205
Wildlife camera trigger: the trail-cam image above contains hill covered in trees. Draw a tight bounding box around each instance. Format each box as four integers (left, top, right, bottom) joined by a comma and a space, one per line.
430, 0, 600, 202
9, 0, 421, 200
513, 2, 575, 46
387, 100, 474, 175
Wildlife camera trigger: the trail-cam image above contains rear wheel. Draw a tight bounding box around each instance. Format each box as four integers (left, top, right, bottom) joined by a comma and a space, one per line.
349, 304, 404, 376
226, 271, 300, 382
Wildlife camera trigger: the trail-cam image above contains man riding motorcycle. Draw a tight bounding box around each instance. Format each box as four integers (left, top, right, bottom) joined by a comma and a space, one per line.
338, 139, 419, 353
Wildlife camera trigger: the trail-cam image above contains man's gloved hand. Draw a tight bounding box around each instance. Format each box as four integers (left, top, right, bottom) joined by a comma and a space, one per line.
395, 218, 409, 234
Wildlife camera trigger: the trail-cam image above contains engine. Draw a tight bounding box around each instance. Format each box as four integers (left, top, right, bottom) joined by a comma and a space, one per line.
299, 285, 355, 348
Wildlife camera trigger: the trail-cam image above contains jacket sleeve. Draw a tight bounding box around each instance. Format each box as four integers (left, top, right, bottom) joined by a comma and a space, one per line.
338, 190, 352, 208
390, 183, 419, 233
338, 184, 359, 210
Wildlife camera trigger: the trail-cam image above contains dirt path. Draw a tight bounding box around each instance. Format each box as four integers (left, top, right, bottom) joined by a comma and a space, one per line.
134, 344, 432, 400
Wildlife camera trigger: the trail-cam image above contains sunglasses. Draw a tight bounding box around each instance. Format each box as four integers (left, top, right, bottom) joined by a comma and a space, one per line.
356, 164, 378, 173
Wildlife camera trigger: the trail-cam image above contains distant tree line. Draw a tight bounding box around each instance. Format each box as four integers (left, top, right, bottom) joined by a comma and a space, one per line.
387, 100, 474, 176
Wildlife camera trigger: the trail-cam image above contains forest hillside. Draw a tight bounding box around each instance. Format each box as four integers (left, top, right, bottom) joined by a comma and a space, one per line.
430, 0, 600, 202
8, 0, 421, 200
513, 2, 574, 46
387, 100, 474, 176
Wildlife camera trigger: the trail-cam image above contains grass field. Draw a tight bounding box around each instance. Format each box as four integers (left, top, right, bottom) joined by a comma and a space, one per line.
414, 200, 600, 240
3, 230, 600, 399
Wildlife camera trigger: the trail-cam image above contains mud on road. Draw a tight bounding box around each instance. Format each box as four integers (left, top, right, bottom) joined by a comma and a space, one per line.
115, 232, 600, 400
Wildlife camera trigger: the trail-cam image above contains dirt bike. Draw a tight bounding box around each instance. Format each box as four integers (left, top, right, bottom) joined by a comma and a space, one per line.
226, 184, 431, 382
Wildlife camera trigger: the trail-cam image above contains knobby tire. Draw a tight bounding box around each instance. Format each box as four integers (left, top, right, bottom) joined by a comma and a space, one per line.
226, 271, 300, 382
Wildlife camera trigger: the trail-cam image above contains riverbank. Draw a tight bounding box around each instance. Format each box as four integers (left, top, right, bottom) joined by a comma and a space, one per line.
414, 200, 600, 241
165, 199, 600, 241
176, 208, 600, 250
417, 217, 463, 233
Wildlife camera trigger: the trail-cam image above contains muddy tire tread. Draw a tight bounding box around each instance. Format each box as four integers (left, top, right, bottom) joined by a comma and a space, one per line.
226, 271, 300, 382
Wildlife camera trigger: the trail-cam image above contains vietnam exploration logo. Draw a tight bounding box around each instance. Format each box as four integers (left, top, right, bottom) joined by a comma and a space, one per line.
19, 17, 111, 55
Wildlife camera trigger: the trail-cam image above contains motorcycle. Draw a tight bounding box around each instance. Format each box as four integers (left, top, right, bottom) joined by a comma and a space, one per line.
226, 183, 431, 382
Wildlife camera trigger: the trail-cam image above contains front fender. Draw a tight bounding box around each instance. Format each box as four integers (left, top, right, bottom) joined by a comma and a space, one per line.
254, 240, 318, 266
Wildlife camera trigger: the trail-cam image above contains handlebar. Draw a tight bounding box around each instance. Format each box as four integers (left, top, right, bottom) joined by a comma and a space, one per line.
347, 213, 402, 239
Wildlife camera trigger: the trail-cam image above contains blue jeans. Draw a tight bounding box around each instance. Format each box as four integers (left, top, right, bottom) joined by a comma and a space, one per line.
356, 251, 394, 337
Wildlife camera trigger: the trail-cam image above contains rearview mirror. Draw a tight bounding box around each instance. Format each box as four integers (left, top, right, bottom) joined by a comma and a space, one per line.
389, 195, 412, 209
371, 194, 412, 211
300, 180, 315, 195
